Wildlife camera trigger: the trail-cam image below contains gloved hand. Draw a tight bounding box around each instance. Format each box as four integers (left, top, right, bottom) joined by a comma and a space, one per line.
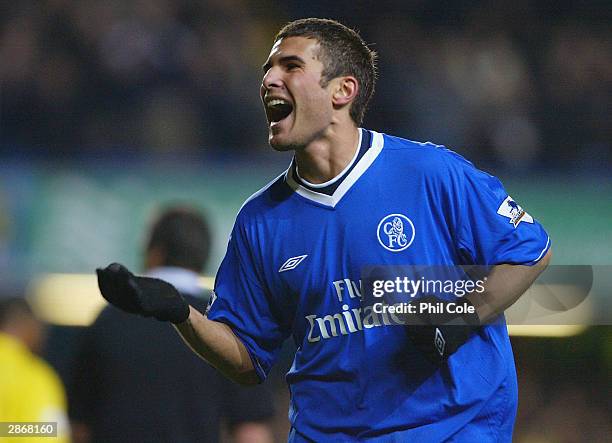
96, 263, 190, 324
405, 295, 480, 365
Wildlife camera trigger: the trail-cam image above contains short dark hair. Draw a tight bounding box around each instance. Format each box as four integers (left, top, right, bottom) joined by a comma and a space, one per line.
146, 207, 211, 272
274, 18, 377, 125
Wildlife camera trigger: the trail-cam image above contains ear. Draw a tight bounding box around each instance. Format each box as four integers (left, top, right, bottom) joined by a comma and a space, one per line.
331, 76, 358, 107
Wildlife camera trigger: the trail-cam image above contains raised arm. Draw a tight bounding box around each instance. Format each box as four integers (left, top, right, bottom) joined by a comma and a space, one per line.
96, 263, 258, 385
174, 307, 258, 385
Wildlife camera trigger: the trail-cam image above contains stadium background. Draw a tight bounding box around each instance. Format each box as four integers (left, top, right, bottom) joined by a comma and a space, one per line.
1, 1, 610, 441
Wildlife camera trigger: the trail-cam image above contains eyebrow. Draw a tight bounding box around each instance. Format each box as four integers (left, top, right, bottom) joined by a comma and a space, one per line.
262, 55, 306, 73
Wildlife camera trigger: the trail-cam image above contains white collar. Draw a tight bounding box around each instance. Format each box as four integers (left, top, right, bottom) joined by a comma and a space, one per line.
285, 130, 384, 208
146, 267, 203, 297
295, 128, 363, 188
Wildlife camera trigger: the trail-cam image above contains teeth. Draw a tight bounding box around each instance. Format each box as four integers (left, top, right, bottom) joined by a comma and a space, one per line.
268, 99, 288, 108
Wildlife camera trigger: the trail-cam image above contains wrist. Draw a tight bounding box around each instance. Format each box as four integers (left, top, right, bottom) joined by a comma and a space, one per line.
465, 293, 494, 324
456, 297, 480, 326
169, 301, 191, 324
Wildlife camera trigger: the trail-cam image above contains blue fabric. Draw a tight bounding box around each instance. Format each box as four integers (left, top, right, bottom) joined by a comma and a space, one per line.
208, 131, 549, 442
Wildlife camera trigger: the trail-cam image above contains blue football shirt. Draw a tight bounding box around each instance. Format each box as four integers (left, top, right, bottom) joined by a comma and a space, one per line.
207, 129, 550, 442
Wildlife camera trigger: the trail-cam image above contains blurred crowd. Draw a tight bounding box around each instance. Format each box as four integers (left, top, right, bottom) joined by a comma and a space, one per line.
0, 0, 272, 155
1, 0, 610, 171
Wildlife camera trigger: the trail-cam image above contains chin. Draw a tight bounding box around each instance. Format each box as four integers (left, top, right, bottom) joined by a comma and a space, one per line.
268, 133, 295, 152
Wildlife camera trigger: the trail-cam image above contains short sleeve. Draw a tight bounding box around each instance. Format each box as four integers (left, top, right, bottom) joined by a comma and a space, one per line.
452, 158, 550, 266
206, 218, 289, 381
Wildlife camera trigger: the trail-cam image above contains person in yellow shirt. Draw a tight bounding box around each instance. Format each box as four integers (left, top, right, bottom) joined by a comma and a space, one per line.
0, 296, 69, 443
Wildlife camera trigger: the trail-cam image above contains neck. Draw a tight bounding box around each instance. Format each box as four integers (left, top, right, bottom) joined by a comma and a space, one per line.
294, 125, 360, 184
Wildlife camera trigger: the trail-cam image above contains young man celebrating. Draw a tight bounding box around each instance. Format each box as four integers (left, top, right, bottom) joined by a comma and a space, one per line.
98, 19, 551, 442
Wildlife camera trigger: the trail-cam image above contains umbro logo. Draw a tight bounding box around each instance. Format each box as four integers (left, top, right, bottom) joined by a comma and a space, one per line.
434, 327, 446, 356
279, 255, 308, 272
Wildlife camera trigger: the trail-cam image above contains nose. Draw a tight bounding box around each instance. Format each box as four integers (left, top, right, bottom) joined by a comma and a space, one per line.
262, 66, 283, 91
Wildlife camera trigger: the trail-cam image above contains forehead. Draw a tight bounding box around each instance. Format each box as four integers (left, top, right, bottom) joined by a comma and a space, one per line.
265, 36, 321, 64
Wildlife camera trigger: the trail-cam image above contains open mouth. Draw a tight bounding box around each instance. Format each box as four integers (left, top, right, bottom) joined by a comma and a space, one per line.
265, 98, 294, 123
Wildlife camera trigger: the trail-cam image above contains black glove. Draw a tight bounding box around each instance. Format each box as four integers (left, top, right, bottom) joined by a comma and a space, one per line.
405, 295, 480, 365
96, 263, 190, 324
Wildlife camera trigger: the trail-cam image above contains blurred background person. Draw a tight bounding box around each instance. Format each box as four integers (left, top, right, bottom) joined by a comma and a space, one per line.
69, 206, 274, 443
0, 296, 70, 443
